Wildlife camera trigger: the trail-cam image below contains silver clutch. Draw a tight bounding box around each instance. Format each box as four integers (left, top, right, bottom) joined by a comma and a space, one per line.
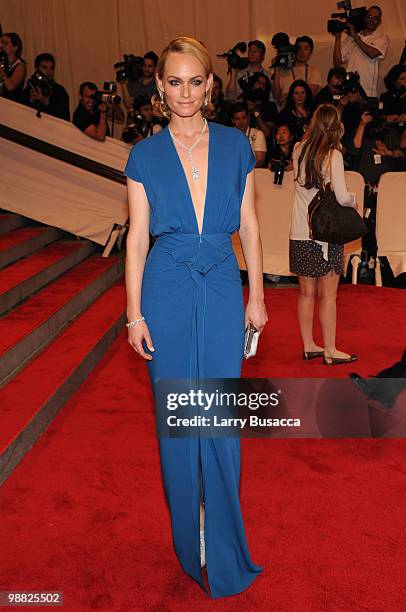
244, 325, 260, 359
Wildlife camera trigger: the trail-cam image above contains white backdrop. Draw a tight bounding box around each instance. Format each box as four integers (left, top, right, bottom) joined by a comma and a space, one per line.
0, 0, 405, 114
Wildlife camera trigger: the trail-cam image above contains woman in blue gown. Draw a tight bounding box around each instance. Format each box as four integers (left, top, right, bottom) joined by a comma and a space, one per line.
124, 37, 268, 598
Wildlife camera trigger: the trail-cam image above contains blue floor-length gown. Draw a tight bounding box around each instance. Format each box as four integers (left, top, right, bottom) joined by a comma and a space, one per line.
124, 121, 263, 598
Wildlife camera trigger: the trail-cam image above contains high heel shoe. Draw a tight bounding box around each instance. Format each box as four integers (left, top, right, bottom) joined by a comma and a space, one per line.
200, 529, 205, 568
324, 354, 358, 365
303, 350, 324, 360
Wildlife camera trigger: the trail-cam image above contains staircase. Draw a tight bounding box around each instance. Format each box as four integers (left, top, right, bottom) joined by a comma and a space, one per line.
0, 211, 126, 485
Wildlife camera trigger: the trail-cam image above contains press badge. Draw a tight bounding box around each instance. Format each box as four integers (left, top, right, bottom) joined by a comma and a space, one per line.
373, 154, 382, 165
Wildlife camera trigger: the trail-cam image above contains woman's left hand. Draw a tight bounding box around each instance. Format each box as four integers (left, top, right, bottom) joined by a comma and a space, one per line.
245, 299, 268, 333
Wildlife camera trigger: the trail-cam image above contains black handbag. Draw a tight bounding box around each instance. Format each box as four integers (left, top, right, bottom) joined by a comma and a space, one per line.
307, 154, 369, 245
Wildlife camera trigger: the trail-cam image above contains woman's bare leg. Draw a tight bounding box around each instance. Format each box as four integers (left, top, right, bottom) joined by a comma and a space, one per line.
297, 276, 324, 352
200, 500, 204, 530
318, 271, 352, 359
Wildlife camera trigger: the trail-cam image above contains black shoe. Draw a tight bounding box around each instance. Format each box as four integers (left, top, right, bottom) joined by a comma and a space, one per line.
303, 350, 325, 360
324, 355, 358, 365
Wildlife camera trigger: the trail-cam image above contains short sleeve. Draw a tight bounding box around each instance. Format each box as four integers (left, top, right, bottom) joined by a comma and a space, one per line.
241, 133, 256, 175
369, 32, 389, 59
124, 144, 143, 183
254, 129, 267, 153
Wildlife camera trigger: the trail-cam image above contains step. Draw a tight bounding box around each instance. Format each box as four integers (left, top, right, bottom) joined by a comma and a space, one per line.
0, 212, 30, 236
0, 225, 63, 270
0, 239, 97, 316
0, 253, 124, 385
0, 281, 126, 485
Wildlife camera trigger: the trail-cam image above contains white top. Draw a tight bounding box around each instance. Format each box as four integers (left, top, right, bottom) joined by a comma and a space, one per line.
290, 143, 356, 259
278, 64, 322, 106
341, 29, 389, 97
245, 127, 267, 153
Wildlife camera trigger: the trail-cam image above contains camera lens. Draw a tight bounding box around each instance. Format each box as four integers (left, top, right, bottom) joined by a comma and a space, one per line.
274, 167, 284, 185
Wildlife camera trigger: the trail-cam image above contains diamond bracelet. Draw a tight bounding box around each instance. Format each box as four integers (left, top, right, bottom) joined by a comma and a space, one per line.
126, 316, 145, 328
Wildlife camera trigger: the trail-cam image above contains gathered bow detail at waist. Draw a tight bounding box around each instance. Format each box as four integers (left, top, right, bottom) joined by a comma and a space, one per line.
154, 232, 235, 275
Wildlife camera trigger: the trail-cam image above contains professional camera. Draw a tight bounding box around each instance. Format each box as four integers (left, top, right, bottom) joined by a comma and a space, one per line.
217, 43, 250, 72
26, 70, 53, 97
360, 97, 386, 133
122, 113, 160, 143
0, 48, 8, 72
244, 86, 266, 104
114, 54, 144, 82
270, 158, 289, 185
392, 86, 406, 101
341, 71, 362, 94
271, 33, 297, 70
92, 82, 121, 106
328, 0, 367, 35
121, 114, 144, 143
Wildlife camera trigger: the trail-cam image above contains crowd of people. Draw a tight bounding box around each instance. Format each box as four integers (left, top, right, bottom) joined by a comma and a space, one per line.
1, 4, 405, 257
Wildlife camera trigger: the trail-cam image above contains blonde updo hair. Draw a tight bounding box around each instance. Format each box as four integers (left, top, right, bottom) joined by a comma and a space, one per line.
152, 36, 215, 120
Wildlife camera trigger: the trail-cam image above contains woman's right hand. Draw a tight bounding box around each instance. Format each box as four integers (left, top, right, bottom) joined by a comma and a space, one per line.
128, 321, 155, 360
360, 111, 373, 127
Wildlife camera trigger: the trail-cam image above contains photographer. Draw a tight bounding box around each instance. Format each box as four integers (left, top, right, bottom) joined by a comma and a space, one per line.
122, 95, 162, 144
232, 102, 267, 167
72, 82, 110, 141
243, 73, 279, 138
0, 32, 26, 103
278, 79, 314, 144
347, 107, 402, 254
120, 51, 158, 112
273, 36, 322, 107
267, 124, 294, 171
380, 65, 406, 128
314, 67, 347, 107
333, 5, 389, 97
22, 53, 70, 120
225, 40, 273, 103
210, 74, 233, 126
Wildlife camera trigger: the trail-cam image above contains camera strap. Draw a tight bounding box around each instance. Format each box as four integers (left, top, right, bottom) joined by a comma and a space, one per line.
291, 64, 308, 83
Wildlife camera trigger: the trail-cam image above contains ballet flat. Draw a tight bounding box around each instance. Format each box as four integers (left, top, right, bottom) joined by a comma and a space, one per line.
324, 355, 358, 365
303, 350, 325, 360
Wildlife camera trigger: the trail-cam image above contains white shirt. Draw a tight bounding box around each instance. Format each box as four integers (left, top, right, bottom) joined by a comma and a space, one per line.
341, 29, 389, 97
290, 143, 356, 259
278, 64, 322, 107
245, 127, 267, 153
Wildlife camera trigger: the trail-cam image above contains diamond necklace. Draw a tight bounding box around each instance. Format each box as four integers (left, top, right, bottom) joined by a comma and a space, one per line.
168, 119, 207, 181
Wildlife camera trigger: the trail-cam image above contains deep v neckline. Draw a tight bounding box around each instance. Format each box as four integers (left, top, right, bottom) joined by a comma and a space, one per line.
167, 121, 211, 236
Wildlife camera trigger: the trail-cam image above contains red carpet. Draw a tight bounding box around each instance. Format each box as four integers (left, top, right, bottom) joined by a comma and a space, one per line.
0, 226, 50, 251
243, 284, 406, 378
0, 285, 405, 611
0, 283, 125, 453
0, 256, 119, 356
0, 242, 91, 295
